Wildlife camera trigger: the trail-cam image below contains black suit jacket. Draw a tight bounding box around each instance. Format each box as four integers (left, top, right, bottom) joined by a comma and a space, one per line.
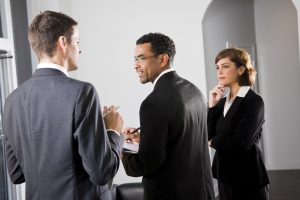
122, 71, 215, 200
3, 68, 124, 200
208, 89, 269, 187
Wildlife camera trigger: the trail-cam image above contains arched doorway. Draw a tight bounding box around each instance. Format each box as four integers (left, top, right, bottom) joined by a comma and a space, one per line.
201, 0, 300, 178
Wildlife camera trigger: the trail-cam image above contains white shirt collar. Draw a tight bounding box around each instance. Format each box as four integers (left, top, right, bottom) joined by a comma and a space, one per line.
37, 63, 69, 77
153, 68, 175, 87
236, 86, 251, 98
224, 86, 251, 99
223, 86, 250, 116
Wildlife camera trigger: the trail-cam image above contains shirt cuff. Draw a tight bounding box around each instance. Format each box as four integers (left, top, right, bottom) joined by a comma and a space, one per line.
107, 129, 121, 136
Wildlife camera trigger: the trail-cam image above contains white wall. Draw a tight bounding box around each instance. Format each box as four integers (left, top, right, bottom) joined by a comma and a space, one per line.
254, 0, 300, 170
26, 0, 210, 185
71, 0, 211, 184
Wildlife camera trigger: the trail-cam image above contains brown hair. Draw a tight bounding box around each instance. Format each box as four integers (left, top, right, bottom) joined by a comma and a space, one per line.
28, 11, 78, 58
215, 48, 256, 86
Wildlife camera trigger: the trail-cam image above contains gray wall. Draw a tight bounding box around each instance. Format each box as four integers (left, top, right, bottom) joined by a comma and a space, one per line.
10, 0, 32, 84
203, 0, 256, 95
0, 14, 3, 37
254, 0, 300, 169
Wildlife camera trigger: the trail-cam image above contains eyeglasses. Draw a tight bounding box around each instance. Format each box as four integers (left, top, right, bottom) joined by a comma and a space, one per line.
134, 55, 157, 64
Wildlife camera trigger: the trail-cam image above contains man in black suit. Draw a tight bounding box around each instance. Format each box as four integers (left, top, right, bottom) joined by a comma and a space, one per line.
3, 11, 124, 200
122, 33, 215, 200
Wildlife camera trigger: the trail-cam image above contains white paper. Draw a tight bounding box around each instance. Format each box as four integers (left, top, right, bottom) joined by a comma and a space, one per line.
123, 141, 139, 154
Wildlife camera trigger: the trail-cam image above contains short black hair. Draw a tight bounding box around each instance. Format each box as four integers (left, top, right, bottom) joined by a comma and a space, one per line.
136, 33, 176, 65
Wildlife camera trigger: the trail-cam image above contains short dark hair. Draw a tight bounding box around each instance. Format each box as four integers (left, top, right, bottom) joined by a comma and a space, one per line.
28, 11, 78, 58
215, 48, 257, 86
136, 33, 176, 65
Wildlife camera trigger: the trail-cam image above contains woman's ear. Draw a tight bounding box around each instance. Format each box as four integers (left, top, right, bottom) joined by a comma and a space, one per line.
238, 65, 246, 75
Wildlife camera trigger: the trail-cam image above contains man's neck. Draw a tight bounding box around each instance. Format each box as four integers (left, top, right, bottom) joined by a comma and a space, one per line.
39, 54, 68, 71
153, 67, 174, 86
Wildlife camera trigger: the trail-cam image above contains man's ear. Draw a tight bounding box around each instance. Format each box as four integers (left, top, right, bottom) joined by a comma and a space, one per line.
58, 36, 68, 54
160, 53, 169, 68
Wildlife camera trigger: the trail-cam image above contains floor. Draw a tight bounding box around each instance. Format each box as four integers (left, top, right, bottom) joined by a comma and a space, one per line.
215, 170, 300, 200
268, 170, 300, 200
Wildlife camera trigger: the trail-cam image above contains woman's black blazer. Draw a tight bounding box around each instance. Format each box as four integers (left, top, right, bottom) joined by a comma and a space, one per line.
208, 89, 269, 187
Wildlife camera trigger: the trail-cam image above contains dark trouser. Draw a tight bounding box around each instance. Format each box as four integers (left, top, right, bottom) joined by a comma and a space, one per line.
218, 181, 269, 200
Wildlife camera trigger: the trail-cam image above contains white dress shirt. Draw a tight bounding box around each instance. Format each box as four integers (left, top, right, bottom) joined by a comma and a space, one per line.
153, 67, 175, 87
223, 86, 250, 116
37, 63, 69, 77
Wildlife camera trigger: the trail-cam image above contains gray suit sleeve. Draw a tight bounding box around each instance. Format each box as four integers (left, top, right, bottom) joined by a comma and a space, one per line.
4, 136, 25, 184
73, 83, 123, 185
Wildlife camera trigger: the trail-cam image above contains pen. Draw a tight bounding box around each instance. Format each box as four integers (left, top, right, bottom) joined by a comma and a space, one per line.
125, 127, 141, 143
130, 127, 141, 135
102, 105, 120, 118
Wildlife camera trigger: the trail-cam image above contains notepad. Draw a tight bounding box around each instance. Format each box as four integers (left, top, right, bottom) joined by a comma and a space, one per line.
123, 141, 139, 154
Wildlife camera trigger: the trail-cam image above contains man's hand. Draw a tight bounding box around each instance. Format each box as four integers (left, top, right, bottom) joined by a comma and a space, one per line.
123, 127, 140, 144
103, 105, 124, 133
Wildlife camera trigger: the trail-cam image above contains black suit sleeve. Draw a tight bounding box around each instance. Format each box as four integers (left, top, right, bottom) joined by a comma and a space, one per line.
207, 102, 223, 140
4, 136, 25, 184
211, 96, 264, 152
122, 98, 169, 177
74, 84, 123, 185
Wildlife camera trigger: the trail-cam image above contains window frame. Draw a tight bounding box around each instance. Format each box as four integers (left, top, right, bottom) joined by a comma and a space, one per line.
0, 0, 21, 199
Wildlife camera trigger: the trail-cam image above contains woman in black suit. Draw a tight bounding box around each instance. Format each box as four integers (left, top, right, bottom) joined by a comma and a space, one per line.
208, 48, 269, 200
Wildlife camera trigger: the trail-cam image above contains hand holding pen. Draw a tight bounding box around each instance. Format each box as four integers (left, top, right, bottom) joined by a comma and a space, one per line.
103, 105, 123, 134
124, 127, 141, 144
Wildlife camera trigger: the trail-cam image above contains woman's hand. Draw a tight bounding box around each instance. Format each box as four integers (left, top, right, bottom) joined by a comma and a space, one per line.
208, 84, 225, 108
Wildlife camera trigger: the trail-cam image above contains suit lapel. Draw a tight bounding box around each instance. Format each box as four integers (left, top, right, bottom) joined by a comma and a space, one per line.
222, 96, 244, 123
224, 89, 255, 120
218, 89, 253, 133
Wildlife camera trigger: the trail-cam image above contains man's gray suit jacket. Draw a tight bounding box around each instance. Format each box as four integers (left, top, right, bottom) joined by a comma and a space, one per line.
3, 68, 123, 200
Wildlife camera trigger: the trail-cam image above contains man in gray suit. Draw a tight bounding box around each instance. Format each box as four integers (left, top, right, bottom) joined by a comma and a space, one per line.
3, 11, 124, 200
